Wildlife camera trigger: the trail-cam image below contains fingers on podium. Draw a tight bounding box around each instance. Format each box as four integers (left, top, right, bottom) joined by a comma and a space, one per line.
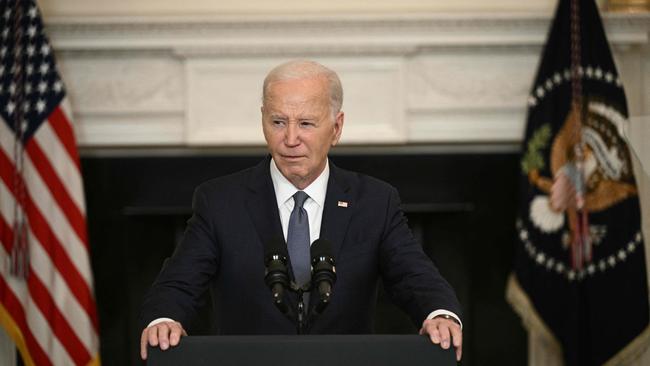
140, 321, 186, 360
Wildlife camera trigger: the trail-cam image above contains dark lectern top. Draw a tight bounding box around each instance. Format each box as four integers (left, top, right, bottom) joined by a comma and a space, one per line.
148, 335, 457, 366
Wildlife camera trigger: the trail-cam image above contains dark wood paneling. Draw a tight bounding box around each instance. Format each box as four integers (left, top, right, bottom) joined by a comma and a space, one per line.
81, 153, 526, 365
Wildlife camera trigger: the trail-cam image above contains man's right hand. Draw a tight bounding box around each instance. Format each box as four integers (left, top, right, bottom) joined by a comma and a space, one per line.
140, 320, 187, 360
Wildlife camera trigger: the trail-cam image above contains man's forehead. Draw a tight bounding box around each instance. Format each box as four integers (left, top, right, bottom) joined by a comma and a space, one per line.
266, 91, 325, 104
266, 110, 321, 119
265, 87, 329, 107
267, 75, 327, 93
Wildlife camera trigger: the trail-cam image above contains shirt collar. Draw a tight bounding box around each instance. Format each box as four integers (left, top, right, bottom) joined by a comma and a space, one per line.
270, 158, 329, 208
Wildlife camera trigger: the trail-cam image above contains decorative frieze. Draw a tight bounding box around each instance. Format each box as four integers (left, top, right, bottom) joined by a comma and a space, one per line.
45, 13, 650, 147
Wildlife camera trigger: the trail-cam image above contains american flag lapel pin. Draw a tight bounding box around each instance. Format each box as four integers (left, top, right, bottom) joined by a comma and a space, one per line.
337, 201, 349, 208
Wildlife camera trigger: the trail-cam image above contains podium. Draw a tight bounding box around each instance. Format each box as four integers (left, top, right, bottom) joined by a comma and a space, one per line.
148, 335, 457, 365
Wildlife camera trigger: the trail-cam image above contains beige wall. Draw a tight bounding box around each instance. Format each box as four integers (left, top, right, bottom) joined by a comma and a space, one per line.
38, 0, 559, 18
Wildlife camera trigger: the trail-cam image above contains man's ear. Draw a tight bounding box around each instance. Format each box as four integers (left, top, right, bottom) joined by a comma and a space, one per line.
332, 111, 344, 146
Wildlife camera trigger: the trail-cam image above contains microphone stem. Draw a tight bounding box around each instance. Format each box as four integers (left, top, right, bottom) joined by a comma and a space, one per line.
297, 291, 305, 334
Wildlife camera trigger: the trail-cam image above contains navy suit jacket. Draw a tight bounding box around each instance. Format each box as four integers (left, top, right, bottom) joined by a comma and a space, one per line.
140, 157, 461, 334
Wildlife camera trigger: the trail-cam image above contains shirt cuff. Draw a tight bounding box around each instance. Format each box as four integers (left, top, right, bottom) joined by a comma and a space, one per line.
147, 317, 176, 328
426, 310, 463, 330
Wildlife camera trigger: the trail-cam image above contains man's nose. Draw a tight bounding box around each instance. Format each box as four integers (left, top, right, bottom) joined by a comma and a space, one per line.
284, 123, 300, 146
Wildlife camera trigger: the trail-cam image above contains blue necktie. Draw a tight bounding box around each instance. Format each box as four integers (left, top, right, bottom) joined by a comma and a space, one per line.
287, 191, 310, 288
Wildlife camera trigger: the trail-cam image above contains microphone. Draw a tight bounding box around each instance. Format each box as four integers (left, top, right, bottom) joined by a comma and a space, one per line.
264, 238, 290, 315
310, 238, 336, 315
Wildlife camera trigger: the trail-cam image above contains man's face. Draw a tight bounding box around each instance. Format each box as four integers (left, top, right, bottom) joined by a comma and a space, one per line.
262, 76, 344, 189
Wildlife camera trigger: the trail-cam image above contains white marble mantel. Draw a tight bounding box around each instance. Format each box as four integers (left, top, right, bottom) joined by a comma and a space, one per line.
45, 13, 650, 147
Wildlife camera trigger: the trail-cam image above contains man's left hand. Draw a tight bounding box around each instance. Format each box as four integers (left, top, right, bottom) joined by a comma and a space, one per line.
419, 316, 463, 361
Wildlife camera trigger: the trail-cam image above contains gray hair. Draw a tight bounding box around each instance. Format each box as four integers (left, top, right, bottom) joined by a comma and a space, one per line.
262, 60, 343, 116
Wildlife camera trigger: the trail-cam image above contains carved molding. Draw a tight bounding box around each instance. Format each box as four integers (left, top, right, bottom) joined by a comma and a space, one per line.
46, 13, 650, 55
43, 13, 650, 147
58, 56, 184, 113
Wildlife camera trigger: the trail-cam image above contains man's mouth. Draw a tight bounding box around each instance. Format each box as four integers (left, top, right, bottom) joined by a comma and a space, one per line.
281, 155, 305, 161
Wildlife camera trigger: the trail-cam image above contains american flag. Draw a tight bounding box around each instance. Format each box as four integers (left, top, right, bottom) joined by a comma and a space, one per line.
0, 0, 100, 365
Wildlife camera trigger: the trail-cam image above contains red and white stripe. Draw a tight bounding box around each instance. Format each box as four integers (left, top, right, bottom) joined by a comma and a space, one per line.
0, 100, 99, 365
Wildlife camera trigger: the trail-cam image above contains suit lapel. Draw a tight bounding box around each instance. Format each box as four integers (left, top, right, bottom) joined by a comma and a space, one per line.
319, 161, 353, 267
245, 157, 284, 249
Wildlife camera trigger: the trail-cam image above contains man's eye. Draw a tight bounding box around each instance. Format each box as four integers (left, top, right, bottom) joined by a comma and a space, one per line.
272, 120, 286, 126
300, 121, 316, 128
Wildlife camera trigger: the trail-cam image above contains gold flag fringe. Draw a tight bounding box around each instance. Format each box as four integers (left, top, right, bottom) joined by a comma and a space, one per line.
506, 274, 650, 365
506, 274, 563, 361
0, 302, 101, 366
603, 317, 650, 366
0, 302, 35, 366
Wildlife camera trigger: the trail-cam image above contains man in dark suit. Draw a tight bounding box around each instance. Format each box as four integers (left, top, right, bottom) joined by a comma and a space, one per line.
140, 60, 463, 361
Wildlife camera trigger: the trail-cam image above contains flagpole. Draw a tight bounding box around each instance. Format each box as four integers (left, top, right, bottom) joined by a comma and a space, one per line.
569, 0, 592, 271
9, 0, 30, 280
